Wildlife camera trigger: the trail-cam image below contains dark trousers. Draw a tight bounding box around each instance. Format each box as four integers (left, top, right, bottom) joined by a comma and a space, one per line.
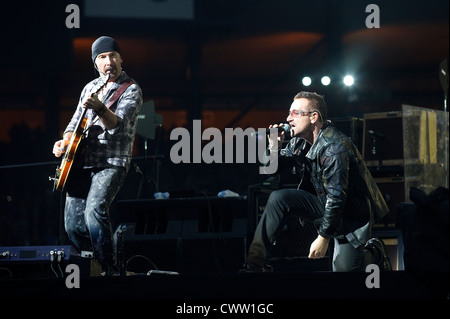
247, 189, 364, 272
64, 166, 126, 271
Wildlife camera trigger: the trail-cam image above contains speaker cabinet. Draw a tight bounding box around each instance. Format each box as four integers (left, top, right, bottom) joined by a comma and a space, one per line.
330, 116, 364, 154
373, 176, 406, 227
363, 111, 403, 168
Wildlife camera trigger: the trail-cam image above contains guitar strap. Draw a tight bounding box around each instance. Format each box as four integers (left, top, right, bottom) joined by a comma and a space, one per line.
87, 78, 134, 129
104, 78, 134, 109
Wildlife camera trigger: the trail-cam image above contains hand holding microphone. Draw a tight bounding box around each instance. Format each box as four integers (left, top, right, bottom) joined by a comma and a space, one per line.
265, 123, 290, 152
250, 123, 291, 136
249, 123, 291, 151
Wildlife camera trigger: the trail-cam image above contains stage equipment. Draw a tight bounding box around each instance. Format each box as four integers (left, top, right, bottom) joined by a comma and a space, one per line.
329, 116, 364, 154
0, 245, 96, 279
136, 100, 163, 140
362, 106, 449, 227
401, 104, 449, 195
363, 111, 404, 169
116, 196, 248, 274
135, 100, 164, 195
0, 245, 76, 262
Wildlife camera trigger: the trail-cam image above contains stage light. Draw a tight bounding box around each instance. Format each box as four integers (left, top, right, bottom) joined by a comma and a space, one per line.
343, 75, 354, 86
302, 76, 312, 86
321, 76, 331, 86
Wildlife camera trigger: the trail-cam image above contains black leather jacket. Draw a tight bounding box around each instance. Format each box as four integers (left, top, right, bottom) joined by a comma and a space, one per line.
267, 121, 389, 247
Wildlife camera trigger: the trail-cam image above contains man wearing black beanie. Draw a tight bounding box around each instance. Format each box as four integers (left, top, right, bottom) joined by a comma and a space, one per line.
91, 36, 122, 82
52, 36, 143, 275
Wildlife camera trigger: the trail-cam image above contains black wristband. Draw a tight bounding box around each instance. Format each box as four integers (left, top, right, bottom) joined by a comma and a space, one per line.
95, 105, 107, 116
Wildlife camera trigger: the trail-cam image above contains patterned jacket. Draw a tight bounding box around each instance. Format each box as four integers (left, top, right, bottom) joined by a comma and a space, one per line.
64, 72, 143, 171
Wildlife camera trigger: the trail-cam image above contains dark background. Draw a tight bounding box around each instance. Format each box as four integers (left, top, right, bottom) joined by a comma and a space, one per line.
0, 0, 448, 246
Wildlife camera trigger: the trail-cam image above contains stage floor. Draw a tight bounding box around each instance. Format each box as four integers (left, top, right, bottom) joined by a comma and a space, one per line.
1, 269, 447, 299
1, 270, 448, 317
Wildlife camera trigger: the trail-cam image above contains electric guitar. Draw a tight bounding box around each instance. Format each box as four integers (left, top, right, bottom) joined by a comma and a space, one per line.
50, 74, 110, 191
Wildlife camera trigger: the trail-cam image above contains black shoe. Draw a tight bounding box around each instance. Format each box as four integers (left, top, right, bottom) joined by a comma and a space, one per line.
239, 263, 274, 273
364, 238, 392, 271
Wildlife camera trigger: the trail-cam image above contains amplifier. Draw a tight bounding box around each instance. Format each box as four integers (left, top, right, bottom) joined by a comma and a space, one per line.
363, 111, 403, 168
330, 116, 364, 154
0, 245, 78, 263
374, 176, 406, 227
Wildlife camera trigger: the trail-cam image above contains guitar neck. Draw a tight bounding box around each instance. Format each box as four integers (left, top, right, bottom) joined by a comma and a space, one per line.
74, 107, 89, 136
71, 74, 110, 138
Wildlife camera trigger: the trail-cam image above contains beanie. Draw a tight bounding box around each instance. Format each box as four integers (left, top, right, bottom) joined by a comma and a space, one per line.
91, 36, 121, 62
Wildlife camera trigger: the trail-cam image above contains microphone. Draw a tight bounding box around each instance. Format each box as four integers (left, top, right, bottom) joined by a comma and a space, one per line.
368, 129, 385, 139
251, 124, 291, 137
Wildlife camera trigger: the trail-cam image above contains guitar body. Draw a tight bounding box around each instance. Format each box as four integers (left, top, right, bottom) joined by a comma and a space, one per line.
51, 74, 109, 191
53, 116, 88, 191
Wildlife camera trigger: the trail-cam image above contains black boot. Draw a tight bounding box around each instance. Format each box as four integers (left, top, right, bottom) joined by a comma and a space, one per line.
364, 238, 393, 271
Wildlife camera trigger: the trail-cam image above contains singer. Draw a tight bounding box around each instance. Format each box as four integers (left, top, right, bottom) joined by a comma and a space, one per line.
241, 91, 389, 272
51, 36, 143, 275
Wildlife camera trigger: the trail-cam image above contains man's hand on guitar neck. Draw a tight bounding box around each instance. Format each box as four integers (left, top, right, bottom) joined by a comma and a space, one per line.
83, 93, 104, 113
83, 94, 118, 129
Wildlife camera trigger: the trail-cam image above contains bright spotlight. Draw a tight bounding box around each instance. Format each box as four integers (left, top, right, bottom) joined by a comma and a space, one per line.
302, 76, 312, 86
321, 76, 331, 86
343, 75, 354, 86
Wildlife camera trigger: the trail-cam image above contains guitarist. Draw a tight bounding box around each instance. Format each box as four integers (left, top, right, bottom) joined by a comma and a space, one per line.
52, 36, 143, 275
